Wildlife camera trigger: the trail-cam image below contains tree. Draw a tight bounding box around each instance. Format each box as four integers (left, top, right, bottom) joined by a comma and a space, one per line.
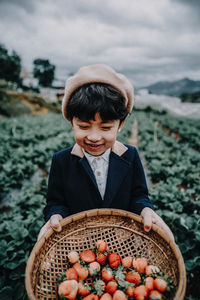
33, 58, 55, 87
0, 44, 22, 85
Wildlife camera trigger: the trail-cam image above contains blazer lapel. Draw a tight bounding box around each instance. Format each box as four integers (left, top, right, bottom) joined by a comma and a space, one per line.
103, 152, 131, 207
79, 156, 99, 191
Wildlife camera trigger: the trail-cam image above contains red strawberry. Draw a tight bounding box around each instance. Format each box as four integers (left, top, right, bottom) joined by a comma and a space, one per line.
154, 277, 167, 292
149, 290, 162, 300
83, 293, 99, 300
101, 267, 114, 282
125, 271, 141, 285
96, 240, 108, 253
134, 285, 148, 300
108, 253, 121, 268
113, 290, 127, 300
58, 280, 78, 299
122, 256, 132, 268
78, 281, 91, 296
125, 285, 135, 297
105, 280, 118, 294
80, 250, 96, 263
66, 267, 78, 281
132, 257, 148, 273
73, 262, 89, 281
100, 293, 112, 300
144, 276, 154, 291
96, 253, 107, 265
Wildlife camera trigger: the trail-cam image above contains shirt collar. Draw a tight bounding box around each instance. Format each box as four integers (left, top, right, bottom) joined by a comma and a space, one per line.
83, 148, 111, 163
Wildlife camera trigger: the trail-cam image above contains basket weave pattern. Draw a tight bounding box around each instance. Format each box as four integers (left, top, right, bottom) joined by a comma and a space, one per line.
25, 209, 186, 300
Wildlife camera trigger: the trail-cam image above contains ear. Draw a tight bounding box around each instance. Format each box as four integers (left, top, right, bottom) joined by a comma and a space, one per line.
118, 120, 125, 132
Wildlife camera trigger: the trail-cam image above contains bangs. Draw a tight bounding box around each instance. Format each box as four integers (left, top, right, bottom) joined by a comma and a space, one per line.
66, 83, 129, 122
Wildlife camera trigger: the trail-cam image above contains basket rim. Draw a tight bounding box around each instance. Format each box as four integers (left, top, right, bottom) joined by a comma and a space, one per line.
25, 208, 186, 300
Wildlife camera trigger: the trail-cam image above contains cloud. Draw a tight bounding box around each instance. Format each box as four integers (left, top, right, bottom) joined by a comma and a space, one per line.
0, 0, 199, 86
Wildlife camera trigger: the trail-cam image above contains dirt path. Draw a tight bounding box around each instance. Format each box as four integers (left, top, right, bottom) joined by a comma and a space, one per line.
128, 119, 152, 189
128, 119, 138, 147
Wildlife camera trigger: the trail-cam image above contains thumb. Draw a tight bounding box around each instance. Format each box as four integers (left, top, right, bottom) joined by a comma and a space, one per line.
50, 214, 62, 232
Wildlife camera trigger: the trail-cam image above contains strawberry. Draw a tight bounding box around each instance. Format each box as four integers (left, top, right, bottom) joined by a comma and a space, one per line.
96, 240, 108, 253
132, 257, 148, 273
134, 285, 148, 300
89, 261, 101, 276
154, 277, 167, 292
83, 293, 99, 300
58, 279, 78, 299
125, 285, 135, 297
113, 290, 127, 300
96, 253, 107, 265
67, 251, 79, 264
100, 293, 113, 300
78, 281, 91, 296
73, 262, 89, 280
93, 279, 106, 296
144, 276, 154, 291
105, 280, 118, 294
80, 250, 96, 263
101, 267, 114, 282
125, 271, 141, 285
145, 265, 160, 276
108, 253, 121, 268
149, 290, 162, 300
66, 267, 78, 281
122, 256, 132, 268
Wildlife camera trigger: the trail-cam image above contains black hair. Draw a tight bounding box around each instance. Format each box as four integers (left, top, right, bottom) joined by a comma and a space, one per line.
66, 83, 129, 123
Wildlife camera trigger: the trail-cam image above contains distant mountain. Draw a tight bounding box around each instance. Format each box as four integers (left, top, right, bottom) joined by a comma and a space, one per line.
143, 78, 200, 97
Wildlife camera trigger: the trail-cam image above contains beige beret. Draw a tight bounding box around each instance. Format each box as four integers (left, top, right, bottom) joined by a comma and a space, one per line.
62, 64, 134, 120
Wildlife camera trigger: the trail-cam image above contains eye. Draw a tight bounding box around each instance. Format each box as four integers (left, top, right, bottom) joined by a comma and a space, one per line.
102, 126, 112, 131
79, 125, 89, 129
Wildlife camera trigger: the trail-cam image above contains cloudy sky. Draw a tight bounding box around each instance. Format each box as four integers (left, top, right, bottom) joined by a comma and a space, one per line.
0, 0, 200, 87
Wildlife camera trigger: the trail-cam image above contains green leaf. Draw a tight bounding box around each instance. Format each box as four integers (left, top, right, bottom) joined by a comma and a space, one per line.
0, 286, 14, 300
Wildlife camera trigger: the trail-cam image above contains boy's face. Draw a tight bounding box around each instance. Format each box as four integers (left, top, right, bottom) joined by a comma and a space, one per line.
72, 113, 125, 156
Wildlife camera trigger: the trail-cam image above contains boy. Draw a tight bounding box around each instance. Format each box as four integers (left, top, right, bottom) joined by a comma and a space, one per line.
38, 64, 174, 241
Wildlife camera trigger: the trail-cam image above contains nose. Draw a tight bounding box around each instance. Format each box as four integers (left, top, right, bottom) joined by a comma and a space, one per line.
87, 130, 101, 142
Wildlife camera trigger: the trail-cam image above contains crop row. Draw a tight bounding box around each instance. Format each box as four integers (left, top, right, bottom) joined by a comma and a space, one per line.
143, 109, 200, 151
134, 109, 200, 300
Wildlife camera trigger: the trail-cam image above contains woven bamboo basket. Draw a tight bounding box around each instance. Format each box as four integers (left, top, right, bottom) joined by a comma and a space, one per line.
25, 209, 186, 300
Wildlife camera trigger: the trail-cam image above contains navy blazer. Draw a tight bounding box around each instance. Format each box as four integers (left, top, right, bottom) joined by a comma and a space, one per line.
44, 142, 153, 222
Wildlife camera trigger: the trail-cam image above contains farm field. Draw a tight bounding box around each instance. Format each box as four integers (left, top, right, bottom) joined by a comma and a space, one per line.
0, 109, 199, 300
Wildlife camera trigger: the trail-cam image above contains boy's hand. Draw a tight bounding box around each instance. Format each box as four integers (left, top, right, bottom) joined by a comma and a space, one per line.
141, 207, 175, 242
37, 214, 63, 241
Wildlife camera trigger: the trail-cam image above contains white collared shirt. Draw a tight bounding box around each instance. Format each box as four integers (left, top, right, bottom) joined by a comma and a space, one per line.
83, 148, 111, 199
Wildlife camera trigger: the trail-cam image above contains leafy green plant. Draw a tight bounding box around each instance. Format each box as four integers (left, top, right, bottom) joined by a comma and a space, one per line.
135, 108, 200, 299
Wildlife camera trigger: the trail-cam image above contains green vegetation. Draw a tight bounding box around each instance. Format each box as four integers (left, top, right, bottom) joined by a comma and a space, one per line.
0, 109, 199, 299
0, 44, 22, 85
135, 109, 200, 300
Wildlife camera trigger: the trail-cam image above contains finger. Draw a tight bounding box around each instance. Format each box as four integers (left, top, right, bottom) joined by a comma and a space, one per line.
37, 222, 49, 241
154, 215, 175, 242
159, 221, 175, 242
142, 209, 153, 232
50, 215, 62, 232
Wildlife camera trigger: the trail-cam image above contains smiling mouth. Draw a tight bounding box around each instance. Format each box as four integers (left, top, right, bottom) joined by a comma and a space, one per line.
85, 143, 103, 148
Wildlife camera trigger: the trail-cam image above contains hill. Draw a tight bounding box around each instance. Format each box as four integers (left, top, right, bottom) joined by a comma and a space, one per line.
0, 89, 60, 117
144, 78, 200, 97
